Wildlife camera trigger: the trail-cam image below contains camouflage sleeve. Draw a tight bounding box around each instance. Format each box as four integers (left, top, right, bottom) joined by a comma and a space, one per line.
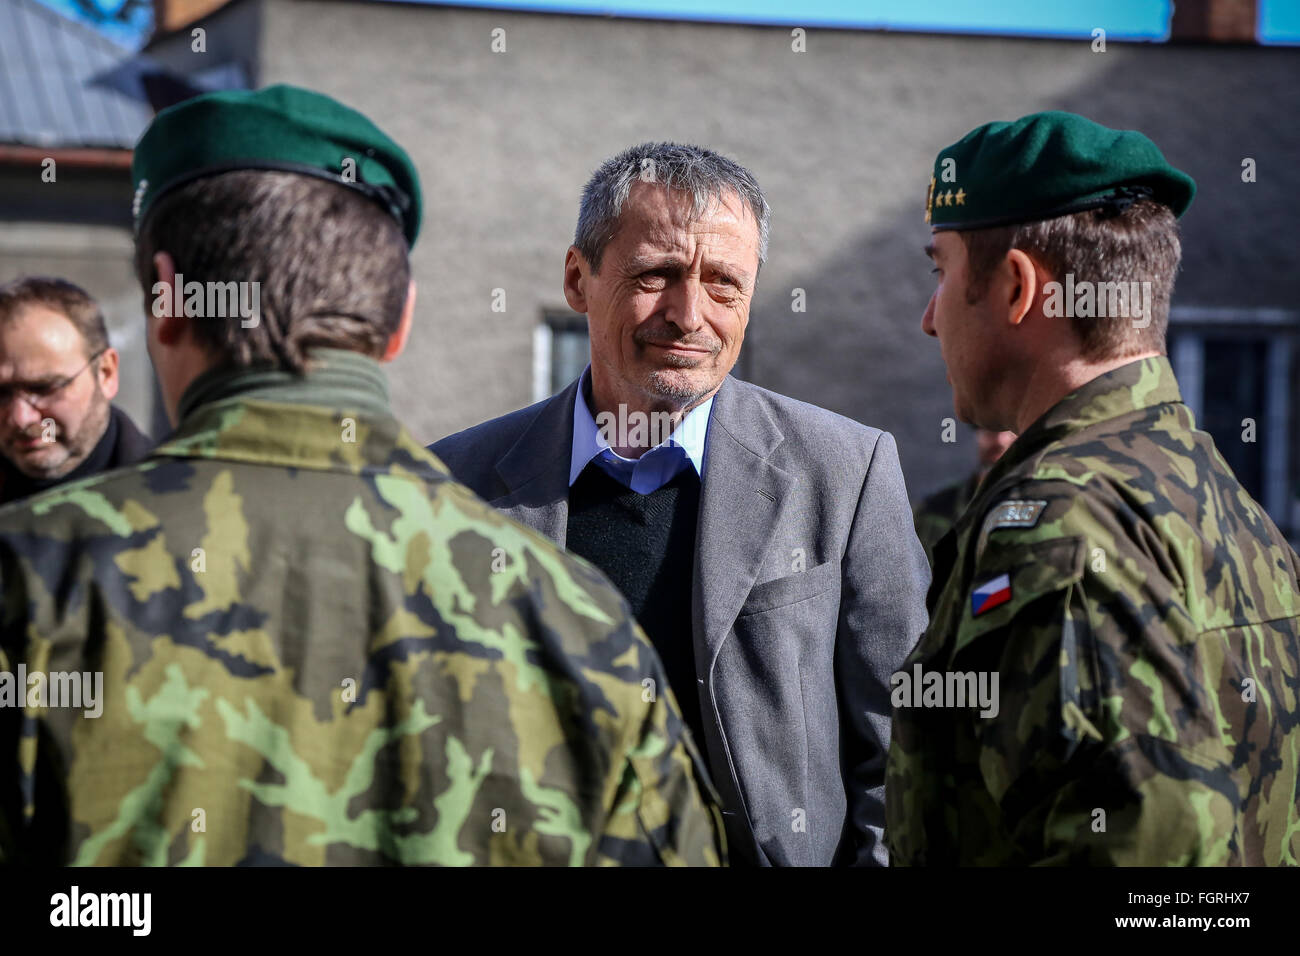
956, 482, 1246, 865
440, 493, 727, 867
595, 680, 727, 867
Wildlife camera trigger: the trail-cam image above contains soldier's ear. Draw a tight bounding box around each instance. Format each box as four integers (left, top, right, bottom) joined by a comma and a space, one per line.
149, 251, 187, 346
1004, 249, 1040, 328
381, 279, 415, 363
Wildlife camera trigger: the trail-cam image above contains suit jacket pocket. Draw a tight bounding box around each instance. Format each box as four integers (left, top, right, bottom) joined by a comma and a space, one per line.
737, 560, 840, 617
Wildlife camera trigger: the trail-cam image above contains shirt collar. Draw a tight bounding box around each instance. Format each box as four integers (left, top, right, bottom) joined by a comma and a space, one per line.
568, 366, 714, 486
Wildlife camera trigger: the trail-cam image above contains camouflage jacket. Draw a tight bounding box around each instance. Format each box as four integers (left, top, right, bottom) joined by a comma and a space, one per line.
913, 469, 983, 566
886, 357, 1300, 865
0, 351, 725, 866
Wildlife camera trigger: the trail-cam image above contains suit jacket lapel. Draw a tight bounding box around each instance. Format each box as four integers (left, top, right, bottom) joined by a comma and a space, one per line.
694, 377, 797, 668
491, 378, 578, 546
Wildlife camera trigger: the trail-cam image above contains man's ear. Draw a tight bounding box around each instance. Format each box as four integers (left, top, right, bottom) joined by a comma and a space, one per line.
382, 279, 416, 362
1004, 249, 1042, 327
96, 346, 120, 401
150, 251, 187, 346
562, 246, 589, 315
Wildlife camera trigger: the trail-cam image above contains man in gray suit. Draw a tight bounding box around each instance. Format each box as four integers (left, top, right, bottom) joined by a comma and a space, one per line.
430, 143, 929, 866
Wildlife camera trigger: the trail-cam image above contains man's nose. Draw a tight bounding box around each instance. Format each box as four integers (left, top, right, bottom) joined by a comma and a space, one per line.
665, 278, 706, 333
921, 292, 938, 338
4, 395, 44, 431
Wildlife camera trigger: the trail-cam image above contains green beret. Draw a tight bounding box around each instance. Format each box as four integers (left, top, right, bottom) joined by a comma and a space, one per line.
926, 110, 1194, 230
132, 84, 421, 247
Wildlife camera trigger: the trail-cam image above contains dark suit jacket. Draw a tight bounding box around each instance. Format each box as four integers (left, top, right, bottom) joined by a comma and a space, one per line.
430, 375, 929, 865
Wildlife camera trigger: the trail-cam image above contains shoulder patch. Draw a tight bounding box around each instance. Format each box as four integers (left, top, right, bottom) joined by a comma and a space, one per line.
981, 499, 1047, 536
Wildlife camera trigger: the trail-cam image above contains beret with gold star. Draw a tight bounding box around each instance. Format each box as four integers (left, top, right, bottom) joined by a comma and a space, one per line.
925, 110, 1195, 230
132, 84, 421, 247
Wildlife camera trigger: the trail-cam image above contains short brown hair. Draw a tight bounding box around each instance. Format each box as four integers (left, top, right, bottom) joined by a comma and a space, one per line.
0, 276, 109, 356
134, 170, 411, 373
958, 199, 1182, 359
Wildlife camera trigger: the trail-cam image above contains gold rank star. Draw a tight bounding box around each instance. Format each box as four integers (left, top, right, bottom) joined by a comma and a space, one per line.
955, 188, 966, 205
943, 189, 953, 206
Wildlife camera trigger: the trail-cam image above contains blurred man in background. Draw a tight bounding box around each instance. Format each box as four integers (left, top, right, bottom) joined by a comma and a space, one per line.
913, 427, 1015, 564
0, 277, 152, 505
0, 86, 724, 867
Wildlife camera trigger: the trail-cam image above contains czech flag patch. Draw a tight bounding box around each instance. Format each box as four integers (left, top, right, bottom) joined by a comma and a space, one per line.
971, 573, 1012, 617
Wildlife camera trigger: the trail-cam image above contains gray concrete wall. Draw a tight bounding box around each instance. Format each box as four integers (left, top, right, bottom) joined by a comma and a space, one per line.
251, 2, 1298, 516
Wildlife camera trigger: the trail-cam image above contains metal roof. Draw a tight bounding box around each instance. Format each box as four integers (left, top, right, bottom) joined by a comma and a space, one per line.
0, 0, 153, 150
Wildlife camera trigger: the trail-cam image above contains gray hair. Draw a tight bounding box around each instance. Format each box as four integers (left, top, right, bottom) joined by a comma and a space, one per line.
574, 142, 770, 274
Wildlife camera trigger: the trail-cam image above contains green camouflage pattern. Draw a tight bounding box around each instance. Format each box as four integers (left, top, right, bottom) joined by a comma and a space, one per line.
0, 370, 725, 866
887, 357, 1300, 865
913, 470, 983, 566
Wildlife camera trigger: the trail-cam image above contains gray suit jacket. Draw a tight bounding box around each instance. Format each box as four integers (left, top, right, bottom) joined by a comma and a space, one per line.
429, 375, 929, 865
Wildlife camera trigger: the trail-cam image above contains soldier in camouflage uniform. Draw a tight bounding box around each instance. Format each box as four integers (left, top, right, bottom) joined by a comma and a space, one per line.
0, 86, 725, 866
887, 111, 1300, 865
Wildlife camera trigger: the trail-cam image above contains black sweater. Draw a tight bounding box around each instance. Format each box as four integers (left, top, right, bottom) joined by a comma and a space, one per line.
565, 463, 707, 758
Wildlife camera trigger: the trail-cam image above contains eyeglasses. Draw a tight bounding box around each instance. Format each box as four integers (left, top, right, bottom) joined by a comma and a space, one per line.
0, 349, 106, 410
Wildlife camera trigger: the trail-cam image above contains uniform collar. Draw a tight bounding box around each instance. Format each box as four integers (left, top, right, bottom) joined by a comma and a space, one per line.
961, 356, 1183, 523
157, 350, 438, 479
1022, 355, 1181, 441
176, 348, 392, 424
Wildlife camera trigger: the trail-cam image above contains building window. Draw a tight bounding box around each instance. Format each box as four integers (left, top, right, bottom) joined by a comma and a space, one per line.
533, 312, 589, 402
1168, 307, 1298, 538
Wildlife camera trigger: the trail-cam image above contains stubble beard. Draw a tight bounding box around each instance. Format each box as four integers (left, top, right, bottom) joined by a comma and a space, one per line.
14, 391, 111, 480
644, 355, 722, 407
634, 330, 727, 407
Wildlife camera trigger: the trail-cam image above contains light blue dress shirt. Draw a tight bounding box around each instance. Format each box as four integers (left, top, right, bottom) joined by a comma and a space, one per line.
569, 367, 713, 494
